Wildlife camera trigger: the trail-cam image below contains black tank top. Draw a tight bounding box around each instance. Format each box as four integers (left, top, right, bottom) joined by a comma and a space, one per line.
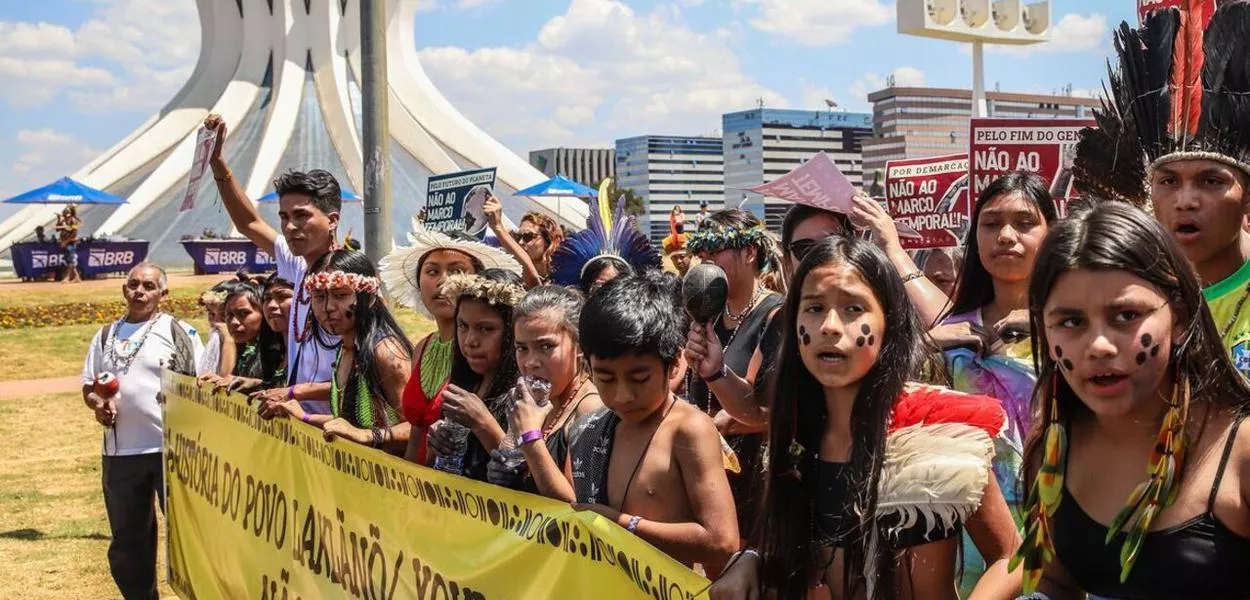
813, 460, 960, 548
1053, 413, 1250, 599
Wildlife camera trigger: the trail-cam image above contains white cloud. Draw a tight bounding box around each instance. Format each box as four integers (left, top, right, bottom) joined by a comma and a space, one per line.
0, 0, 199, 111
419, 0, 786, 151
737, 0, 892, 46
848, 66, 926, 107
988, 13, 1108, 56
1, 130, 103, 197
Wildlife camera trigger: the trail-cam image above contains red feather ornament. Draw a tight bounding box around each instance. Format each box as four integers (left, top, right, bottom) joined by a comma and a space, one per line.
1168, 0, 1207, 139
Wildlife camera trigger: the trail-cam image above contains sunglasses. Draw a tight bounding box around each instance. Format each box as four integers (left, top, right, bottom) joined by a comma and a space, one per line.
787, 239, 819, 261
514, 231, 541, 244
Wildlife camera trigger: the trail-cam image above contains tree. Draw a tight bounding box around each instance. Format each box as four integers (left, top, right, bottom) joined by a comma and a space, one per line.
593, 179, 646, 217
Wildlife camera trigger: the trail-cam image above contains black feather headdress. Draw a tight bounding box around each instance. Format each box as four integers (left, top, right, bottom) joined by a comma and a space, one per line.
1075, 1, 1250, 205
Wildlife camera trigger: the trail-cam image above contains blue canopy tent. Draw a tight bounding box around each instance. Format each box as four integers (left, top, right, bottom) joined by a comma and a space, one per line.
2, 176, 126, 205
514, 174, 596, 228
256, 189, 363, 202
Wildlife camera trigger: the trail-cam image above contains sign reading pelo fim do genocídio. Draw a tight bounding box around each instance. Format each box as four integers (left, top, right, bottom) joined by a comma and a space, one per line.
424, 167, 498, 239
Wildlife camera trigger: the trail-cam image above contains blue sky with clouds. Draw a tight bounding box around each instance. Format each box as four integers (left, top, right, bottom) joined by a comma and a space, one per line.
0, 0, 1135, 198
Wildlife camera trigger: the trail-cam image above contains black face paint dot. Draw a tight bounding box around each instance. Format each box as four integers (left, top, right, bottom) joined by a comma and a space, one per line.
1054, 346, 1063, 358
861, 324, 871, 335
1151, 344, 1161, 357
799, 325, 807, 337
1141, 333, 1153, 348
856, 337, 866, 347
801, 334, 811, 346
1062, 358, 1074, 371
1136, 352, 1148, 365
868, 335, 876, 346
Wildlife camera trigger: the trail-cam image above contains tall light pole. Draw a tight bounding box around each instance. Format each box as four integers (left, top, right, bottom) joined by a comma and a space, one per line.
897, 0, 1051, 117
361, 0, 393, 263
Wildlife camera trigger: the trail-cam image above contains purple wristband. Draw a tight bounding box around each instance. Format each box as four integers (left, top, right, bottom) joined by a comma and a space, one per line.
519, 430, 544, 446
301, 413, 311, 424
626, 515, 643, 534
287, 386, 296, 400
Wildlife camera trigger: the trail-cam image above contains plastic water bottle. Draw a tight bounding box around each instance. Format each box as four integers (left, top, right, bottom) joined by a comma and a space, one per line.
496, 376, 552, 470
432, 420, 471, 475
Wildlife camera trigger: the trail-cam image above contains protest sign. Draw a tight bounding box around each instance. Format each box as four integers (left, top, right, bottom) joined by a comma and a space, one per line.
969, 118, 1094, 215
884, 154, 971, 249
161, 371, 708, 600
181, 127, 217, 212
1138, 0, 1214, 24
425, 168, 497, 237
744, 152, 920, 238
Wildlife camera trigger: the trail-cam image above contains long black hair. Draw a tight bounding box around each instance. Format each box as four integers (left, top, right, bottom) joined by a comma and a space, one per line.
1022, 201, 1250, 492
756, 235, 927, 600
223, 274, 284, 380
948, 170, 1059, 317
449, 268, 524, 402
308, 249, 414, 417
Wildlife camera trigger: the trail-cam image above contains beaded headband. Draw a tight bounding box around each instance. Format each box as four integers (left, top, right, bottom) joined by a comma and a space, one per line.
303, 271, 381, 295
439, 273, 525, 308
685, 223, 769, 255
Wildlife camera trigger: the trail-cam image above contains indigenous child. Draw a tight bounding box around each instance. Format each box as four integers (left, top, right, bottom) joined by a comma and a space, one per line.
215, 274, 295, 393
549, 187, 661, 295
570, 272, 739, 572
711, 235, 1018, 600
198, 276, 282, 386
197, 282, 232, 376
425, 269, 526, 481
1072, 2, 1250, 376
1009, 201, 1250, 599
379, 220, 521, 462
260, 249, 414, 455
487, 285, 605, 495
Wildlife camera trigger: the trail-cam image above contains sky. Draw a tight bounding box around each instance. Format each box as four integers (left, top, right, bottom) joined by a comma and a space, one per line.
0, 0, 1136, 198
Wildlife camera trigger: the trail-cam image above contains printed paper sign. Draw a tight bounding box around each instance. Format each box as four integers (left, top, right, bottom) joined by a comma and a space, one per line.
969, 118, 1095, 215
181, 127, 217, 212
884, 154, 971, 249
425, 167, 498, 237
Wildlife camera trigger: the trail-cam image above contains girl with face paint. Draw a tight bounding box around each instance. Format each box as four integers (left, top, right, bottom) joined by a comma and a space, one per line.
379, 224, 522, 464
710, 236, 1018, 600
260, 250, 415, 455
1010, 202, 1250, 599
425, 269, 526, 483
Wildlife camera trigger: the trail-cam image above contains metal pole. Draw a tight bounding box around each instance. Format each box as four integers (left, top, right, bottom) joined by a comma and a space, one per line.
361, 0, 392, 264
972, 39, 987, 118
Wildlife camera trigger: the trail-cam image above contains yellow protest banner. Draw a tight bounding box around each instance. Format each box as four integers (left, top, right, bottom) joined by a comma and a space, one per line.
161, 372, 711, 599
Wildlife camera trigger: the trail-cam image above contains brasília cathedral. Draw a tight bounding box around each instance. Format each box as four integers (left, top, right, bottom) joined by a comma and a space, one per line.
0, 0, 584, 266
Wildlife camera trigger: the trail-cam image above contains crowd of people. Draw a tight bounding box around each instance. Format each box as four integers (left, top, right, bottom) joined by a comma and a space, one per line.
77, 5, 1250, 599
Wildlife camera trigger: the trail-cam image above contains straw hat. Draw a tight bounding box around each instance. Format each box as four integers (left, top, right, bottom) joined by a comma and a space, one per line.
378, 218, 521, 318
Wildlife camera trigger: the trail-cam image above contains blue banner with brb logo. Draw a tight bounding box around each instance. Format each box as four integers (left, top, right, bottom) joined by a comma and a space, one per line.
10, 240, 148, 280
180, 239, 277, 275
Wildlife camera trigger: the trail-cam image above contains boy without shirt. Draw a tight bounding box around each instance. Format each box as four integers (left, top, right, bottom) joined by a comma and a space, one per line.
204, 114, 340, 411
569, 272, 739, 572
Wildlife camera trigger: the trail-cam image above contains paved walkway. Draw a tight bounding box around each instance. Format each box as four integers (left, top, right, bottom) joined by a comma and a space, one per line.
0, 376, 82, 399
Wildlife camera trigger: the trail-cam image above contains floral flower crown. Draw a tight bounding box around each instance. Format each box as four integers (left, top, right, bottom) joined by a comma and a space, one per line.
198, 290, 227, 306
303, 270, 381, 295
685, 223, 769, 255
439, 273, 525, 308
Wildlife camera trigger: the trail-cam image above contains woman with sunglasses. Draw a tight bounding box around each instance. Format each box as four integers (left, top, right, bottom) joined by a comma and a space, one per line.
482, 195, 565, 289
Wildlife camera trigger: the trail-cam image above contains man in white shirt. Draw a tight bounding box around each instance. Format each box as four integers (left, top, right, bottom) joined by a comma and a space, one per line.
203, 114, 340, 412
81, 262, 204, 600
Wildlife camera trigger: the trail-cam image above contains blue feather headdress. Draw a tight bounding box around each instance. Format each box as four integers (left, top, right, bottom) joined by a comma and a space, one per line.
550, 179, 661, 288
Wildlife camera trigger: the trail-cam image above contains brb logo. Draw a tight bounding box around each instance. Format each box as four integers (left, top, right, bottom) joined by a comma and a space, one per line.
254, 249, 276, 266
204, 248, 248, 266
88, 249, 136, 268
30, 251, 65, 269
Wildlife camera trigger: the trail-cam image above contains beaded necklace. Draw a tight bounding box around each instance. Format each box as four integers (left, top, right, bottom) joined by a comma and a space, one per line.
105, 313, 163, 375
1220, 281, 1250, 339
329, 346, 397, 429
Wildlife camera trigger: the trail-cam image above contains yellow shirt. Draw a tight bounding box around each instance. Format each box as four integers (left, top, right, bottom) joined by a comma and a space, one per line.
1203, 258, 1250, 376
